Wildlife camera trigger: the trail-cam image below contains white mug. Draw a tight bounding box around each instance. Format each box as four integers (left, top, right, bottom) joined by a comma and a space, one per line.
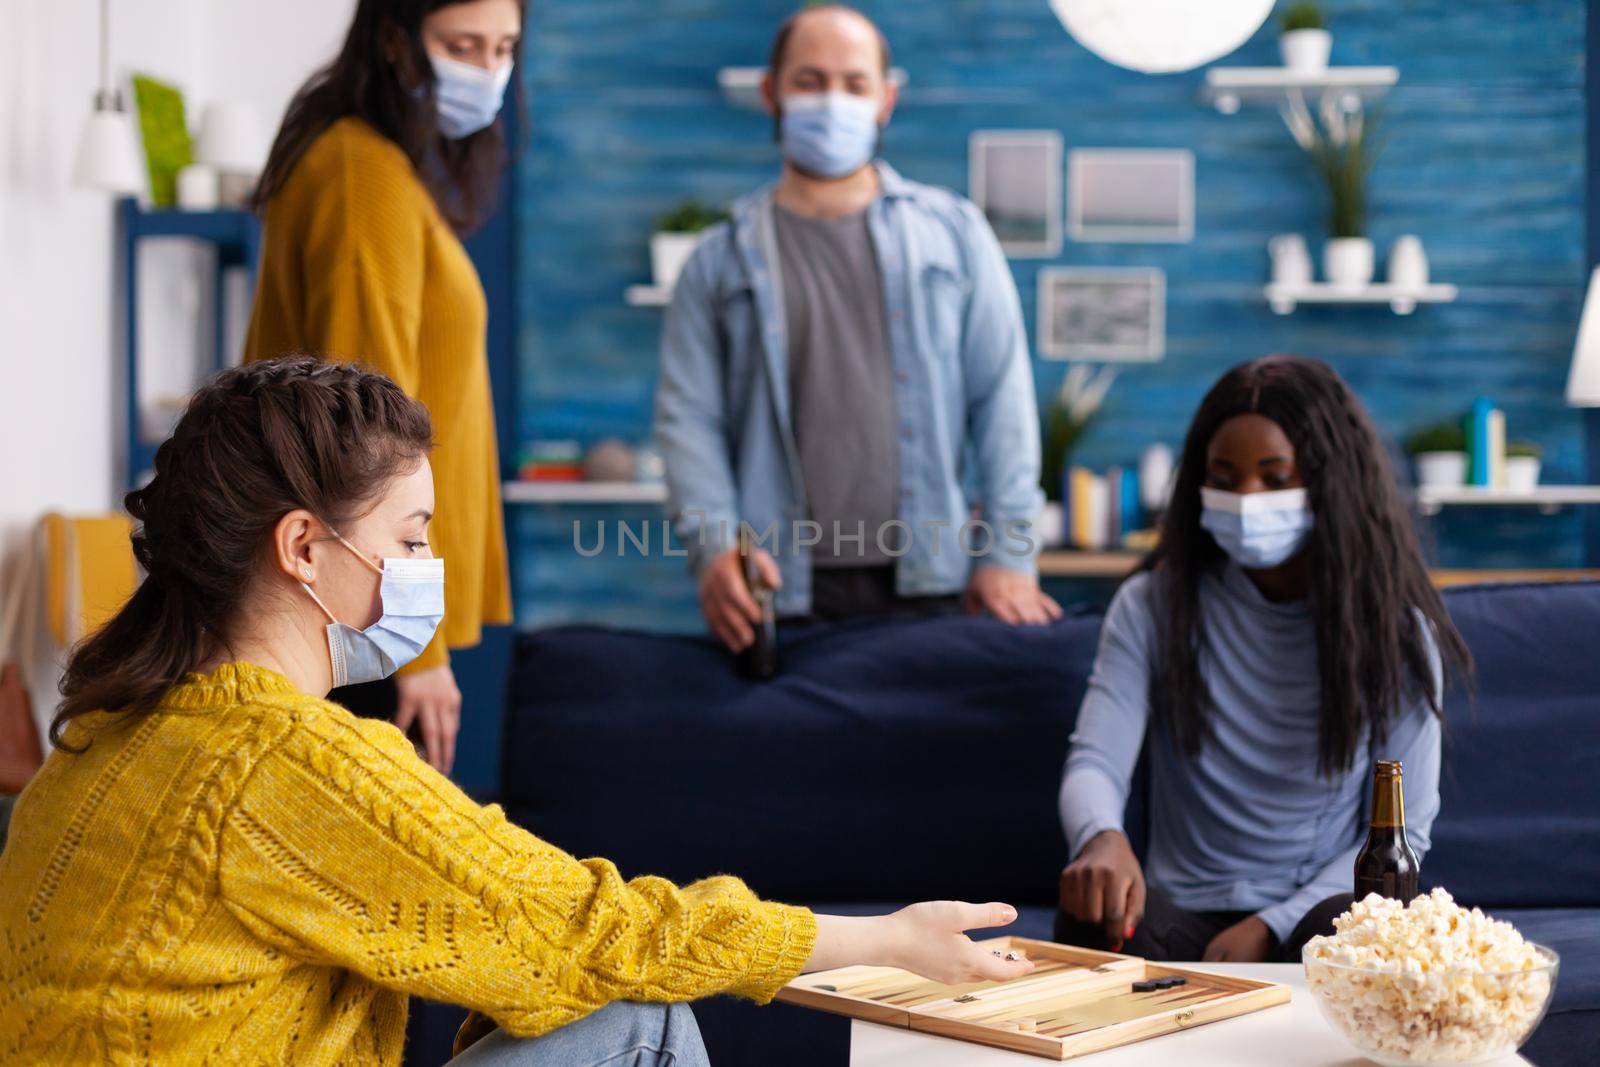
1269, 233, 1313, 286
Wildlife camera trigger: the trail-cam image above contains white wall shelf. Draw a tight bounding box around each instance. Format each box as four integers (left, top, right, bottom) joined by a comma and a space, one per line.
503, 481, 668, 505
1415, 485, 1600, 517
1203, 66, 1398, 114
1265, 282, 1458, 315
624, 284, 672, 307
717, 65, 907, 110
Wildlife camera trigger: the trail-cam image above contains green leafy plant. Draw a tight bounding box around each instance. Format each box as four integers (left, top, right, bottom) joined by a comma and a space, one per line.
1406, 422, 1467, 455
1040, 365, 1117, 501
1281, 2, 1326, 33
1507, 440, 1543, 459
1283, 94, 1381, 239
132, 75, 193, 207
655, 201, 729, 234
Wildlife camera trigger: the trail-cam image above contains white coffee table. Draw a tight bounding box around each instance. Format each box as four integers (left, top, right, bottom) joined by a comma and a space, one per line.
847, 963, 1532, 1066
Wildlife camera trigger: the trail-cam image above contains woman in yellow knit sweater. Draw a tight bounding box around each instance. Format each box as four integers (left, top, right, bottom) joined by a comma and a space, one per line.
0, 359, 1032, 1065
243, 0, 524, 774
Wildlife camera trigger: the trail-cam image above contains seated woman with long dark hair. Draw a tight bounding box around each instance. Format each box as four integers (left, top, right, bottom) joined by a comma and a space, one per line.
1056, 355, 1471, 964
0, 358, 1032, 1066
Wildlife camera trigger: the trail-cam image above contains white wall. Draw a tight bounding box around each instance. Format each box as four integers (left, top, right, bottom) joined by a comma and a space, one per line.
0, 0, 354, 730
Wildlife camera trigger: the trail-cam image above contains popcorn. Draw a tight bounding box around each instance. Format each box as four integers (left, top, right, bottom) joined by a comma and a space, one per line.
1303, 889, 1555, 1064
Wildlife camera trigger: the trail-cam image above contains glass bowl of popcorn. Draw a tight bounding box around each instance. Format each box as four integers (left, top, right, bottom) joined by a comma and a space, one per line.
1303, 889, 1559, 1065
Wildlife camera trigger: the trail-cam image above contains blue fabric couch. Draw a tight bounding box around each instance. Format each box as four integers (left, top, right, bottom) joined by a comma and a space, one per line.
474, 581, 1599, 1066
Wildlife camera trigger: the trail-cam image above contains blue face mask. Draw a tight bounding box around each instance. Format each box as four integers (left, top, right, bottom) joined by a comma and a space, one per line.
430, 53, 512, 139
301, 534, 444, 688
1200, 487, 1314, 570
778, 91, 881, 180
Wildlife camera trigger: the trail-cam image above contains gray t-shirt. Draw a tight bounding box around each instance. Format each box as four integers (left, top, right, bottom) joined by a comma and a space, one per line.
773, 203, 900, 567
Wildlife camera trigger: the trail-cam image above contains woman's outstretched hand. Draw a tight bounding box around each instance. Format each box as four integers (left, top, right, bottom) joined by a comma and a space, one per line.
806, 901, 1036, 985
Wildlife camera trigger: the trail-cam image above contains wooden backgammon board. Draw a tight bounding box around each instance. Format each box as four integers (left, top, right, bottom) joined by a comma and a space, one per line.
776, 937, 1290, 1060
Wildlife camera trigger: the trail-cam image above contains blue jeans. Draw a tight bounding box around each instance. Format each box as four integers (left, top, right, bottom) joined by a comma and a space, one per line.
447, 1002, 710, 1067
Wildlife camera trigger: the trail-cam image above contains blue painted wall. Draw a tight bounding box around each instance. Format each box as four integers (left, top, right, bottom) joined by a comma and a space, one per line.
512, 0, 1588, 632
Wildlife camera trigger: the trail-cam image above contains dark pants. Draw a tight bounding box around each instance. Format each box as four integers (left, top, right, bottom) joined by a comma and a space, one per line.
803, 565, 963, 622
1053, 887, 1354, 964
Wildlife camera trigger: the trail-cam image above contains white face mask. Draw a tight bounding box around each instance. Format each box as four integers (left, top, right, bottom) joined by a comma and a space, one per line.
1199, 487, 1314, 570
430, 53, 513, 139
778, 91, 881, 179
300, 533, 444, 688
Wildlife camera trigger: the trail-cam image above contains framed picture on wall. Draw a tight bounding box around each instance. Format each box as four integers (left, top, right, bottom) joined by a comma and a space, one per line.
969, 131, 1063, 257
1037, 267, 1165, 362
1067, 148, 1194, 243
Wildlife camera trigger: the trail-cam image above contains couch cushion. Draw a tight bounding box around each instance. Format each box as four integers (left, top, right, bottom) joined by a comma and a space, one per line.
503, 582, 1600, 913
505, 612, 1102, 905
1426, 582, 1600, 908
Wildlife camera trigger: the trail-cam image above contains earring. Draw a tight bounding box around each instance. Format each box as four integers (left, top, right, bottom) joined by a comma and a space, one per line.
301, 568, 313, 581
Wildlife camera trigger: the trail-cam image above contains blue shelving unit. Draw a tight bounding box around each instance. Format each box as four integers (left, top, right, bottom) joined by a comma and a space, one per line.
119, 197, 260, 490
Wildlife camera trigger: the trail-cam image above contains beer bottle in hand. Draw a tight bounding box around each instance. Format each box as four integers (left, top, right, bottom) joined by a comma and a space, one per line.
739, 529, 778, 679
1354, 759, 1420, 902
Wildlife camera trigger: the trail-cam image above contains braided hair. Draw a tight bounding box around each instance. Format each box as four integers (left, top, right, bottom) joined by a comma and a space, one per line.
53, 357, 432, 746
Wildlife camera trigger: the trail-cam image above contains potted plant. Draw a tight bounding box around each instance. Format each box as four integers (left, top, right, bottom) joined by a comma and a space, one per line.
1280, 3, 1332, 73
1406, 422, 1468, 489
1505, 440, 1543, 494
651, 201, 728, 290
1284, 93, 1380, 288
1038, 365, 1117, 546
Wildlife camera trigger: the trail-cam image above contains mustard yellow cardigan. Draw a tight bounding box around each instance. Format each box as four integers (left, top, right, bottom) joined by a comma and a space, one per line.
244, 117, 512, 672
0, 663, 816, 1064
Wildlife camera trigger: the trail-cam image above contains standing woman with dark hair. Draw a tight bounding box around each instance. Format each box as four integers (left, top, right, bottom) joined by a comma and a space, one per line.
244, 0, 522, 774
1055, 356, 1472, 964
0, 358, 1034, 1065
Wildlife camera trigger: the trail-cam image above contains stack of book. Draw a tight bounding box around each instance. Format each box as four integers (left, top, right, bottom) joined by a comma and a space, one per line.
1464, 397, 1507, 489
1063, 466, 1143, 551
516, 440, 584, 481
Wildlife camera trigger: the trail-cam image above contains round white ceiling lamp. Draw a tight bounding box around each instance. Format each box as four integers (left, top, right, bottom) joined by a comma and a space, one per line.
1048, 0, 1275, 75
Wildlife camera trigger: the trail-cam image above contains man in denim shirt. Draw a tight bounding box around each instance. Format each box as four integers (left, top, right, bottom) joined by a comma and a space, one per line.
654, 5, 1058, 652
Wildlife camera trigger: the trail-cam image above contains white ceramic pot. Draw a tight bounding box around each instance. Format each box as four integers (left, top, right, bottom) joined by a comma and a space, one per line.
1280, 29, 1332, 72
1325, 237, 1375, 289
650, 232, 701, 290
1036, 502, 1066, 549
175, 164, 220, 210
1414, 451, 1468, 489
1505, 456, 1541, 494
1388, 234, 1430, 289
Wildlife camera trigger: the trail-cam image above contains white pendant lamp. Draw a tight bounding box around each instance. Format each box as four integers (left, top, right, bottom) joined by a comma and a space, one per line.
1566, 266, 1600, 407
1049, 0, 1275, 75
72, 0, 143, 194
195, 102, 266, 207
195, 103, 266, 174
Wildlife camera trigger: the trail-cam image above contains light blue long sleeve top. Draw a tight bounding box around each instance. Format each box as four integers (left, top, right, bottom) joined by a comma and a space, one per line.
1058, 564, 1442, 941
652, 162, 1043, 616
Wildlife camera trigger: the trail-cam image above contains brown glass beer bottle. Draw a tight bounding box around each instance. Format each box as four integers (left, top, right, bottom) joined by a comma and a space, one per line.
738, 528, 778, 679
1353, 759, 1421, 902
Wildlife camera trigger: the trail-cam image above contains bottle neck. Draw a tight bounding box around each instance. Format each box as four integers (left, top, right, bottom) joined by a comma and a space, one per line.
1370, 771, 1407, 829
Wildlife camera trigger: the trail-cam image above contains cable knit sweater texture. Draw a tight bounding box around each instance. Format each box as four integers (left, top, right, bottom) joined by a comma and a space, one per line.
0, 663, 817, 1064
